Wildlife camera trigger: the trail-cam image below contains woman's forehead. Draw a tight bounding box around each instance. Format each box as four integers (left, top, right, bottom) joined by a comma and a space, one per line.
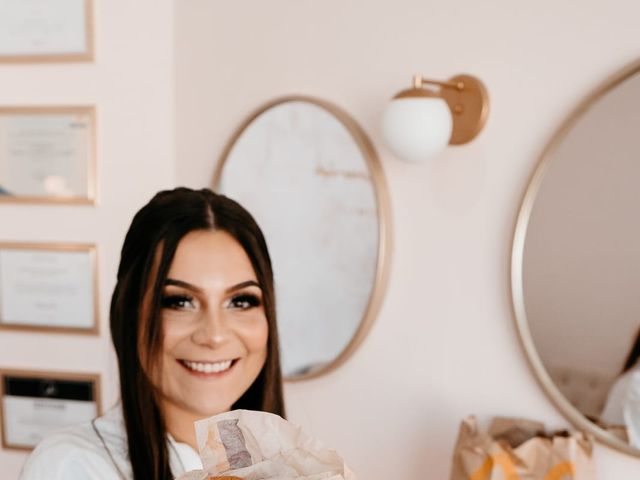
167, 230, 257, 286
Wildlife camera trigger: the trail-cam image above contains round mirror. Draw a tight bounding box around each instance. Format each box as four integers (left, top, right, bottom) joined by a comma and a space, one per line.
213, 96, 391, 381
512, 59, 640, 454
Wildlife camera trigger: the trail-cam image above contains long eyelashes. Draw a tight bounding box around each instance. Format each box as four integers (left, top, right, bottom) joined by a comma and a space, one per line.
160, 292, 262, 311
228, 293, 262, 310
161, 294, 195, 310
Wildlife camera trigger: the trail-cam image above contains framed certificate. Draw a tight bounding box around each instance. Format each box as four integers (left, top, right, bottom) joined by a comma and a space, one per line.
0, 369, 100, 450
0, 243, 99, 334
0, 0, 94, 63
0, 106, 97, 204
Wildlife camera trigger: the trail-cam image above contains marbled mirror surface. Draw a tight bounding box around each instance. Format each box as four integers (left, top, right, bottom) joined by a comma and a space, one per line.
216, 99, 385, 379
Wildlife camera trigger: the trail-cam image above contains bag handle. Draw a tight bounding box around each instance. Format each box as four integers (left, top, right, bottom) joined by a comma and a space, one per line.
470, 456, 575, 480
470, 453, 521, 480
544, 461, 575, 480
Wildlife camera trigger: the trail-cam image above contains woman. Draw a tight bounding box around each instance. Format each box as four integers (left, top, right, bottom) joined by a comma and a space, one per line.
20, 188, 285, 479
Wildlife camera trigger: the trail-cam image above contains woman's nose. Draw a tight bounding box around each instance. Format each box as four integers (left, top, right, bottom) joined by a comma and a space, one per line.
191, 308, 229, 347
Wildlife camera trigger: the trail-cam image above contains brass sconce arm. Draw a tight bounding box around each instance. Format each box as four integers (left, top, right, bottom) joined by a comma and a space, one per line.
409, 73, 490, 145
412, 75, 465, 92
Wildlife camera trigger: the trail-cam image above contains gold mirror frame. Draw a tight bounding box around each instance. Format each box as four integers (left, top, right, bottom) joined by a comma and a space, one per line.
213, 95, 393, 382
511, 58, 640, 455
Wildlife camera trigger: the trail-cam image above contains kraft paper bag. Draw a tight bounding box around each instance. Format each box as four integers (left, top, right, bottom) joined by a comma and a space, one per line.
449, 416, 597, 480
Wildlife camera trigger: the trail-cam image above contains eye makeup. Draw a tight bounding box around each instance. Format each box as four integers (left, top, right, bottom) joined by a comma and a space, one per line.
160, 293, 196, 310
227, 292, 262, 310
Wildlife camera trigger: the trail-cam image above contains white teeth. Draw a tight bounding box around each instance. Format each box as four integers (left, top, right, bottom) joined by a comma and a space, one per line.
183, 360, 232, 373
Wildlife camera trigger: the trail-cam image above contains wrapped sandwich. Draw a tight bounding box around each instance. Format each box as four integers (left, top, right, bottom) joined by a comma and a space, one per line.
176, 410, 356, 480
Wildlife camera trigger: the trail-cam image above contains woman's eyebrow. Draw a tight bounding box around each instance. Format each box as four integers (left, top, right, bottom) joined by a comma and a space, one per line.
165, 278, 202, 292
164, 278, 260, 294
226, 280, 261, 294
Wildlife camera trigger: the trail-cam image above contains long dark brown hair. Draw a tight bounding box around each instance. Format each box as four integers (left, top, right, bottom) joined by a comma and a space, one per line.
110, 188, 285, 480
622, 326, 640, 374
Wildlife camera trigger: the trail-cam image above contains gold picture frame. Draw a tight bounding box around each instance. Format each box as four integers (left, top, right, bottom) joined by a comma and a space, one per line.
0, 369, 101, 451
0, 0, 94, 63
0, 242, 99, 335
0, 106, 97, 204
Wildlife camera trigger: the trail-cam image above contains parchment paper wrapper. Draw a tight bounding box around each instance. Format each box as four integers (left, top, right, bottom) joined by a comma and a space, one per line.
449, 416, 597, 480
176, 410, 356, 480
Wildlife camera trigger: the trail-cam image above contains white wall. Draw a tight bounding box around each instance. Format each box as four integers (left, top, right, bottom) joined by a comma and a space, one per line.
2, 0, 640, 478
0, 0, 175, 476
174, 0, 640, 478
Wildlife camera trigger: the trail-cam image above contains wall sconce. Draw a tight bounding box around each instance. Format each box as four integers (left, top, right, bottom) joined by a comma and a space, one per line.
382, 74, 490, 162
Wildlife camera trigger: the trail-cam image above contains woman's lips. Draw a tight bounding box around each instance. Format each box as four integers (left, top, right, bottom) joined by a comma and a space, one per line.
178, 358, 237, 377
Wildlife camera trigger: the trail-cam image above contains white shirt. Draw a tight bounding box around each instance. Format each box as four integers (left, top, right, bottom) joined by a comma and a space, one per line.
601, 367, 640, 447
19, 404, 203, 479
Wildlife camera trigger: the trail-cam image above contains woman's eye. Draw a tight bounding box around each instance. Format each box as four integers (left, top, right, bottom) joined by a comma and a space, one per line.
228, 294, 261, 310
161, 294, 195, 310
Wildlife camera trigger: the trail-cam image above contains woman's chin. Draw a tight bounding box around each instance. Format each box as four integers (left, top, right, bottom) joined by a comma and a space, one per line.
194, 403, 232, 419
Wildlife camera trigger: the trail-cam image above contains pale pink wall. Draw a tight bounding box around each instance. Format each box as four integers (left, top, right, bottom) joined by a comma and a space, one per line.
0, 0, 175, 477
174, 0, 640, 478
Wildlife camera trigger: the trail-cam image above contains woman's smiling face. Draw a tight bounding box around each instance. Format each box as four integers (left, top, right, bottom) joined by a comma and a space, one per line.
153, 229, 268, 418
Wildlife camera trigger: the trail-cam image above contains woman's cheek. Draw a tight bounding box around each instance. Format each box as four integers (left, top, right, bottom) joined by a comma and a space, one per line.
237, 315, 269, 352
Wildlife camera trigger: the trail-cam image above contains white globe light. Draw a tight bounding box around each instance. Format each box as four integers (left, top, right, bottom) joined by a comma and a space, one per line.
382, 96, 453, 163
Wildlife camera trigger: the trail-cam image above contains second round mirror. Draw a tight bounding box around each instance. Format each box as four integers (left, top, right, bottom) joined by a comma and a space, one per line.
512, 59, 640, 455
